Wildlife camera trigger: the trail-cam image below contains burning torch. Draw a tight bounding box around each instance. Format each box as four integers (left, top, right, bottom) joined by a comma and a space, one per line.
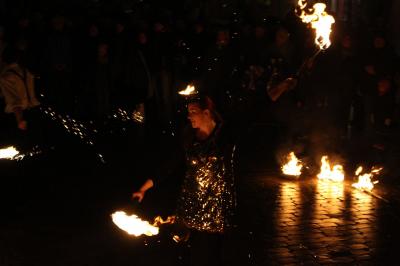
268, 1, 335, 98
295, 0, 335, 76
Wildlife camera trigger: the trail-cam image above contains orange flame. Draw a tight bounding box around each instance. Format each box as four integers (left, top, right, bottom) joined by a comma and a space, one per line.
178, 85, 197, 96
352, 166, 381, 191
0, 146, 23, 160
0, 146, 19, 159
112, 211, 159, 236
297, 0, 335, 50
111, 211, 176, 237
281, 152, 303, 177
317, 156, 344, 182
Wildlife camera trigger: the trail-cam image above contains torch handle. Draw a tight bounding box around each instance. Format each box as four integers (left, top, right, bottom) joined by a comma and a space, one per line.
295, 49, 322, 78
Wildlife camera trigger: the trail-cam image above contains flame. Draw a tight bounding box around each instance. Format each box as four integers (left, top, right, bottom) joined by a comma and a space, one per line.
0, 146, 20, 160
317, 156, 344, 182
352, 166, 381, 191
297, 0, 335, 50
112, 211, 159, 236
281, 152, 303, 176
178, 85, 197, 96
111, 211, 176, 237
153, 215, 176, 227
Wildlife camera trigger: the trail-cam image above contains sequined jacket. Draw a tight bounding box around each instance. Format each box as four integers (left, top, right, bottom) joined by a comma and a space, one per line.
175, 123, 236, 234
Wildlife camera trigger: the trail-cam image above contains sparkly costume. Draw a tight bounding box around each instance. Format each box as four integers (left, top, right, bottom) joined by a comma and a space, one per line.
176, 123, 236, 234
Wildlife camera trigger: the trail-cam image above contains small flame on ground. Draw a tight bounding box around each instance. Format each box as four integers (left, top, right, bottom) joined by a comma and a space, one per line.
281, 152, 303, 177
111, 211, 176, 237
352, 166, 382, 191
297, 0, 335, 50
178, 85, 197, 96
317, 156, 344, 182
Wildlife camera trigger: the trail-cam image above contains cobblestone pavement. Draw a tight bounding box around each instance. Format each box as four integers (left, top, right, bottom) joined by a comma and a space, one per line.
239, 172, 400, 265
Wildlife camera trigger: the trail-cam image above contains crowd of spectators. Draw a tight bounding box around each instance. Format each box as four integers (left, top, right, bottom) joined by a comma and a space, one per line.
0, 3, 399, 168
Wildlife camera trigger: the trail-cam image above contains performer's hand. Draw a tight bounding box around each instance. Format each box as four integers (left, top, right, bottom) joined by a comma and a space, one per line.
132, 191, 145, 203
132, 179, 153, 202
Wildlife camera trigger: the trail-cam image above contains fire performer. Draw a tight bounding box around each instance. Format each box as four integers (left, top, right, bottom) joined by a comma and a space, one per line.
132, 93, 237, 266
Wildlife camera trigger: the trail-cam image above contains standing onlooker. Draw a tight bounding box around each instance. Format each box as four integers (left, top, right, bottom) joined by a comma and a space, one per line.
0, 46, 40, 148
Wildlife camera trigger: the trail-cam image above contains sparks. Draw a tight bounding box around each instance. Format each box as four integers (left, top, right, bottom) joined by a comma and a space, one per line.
41, 106, 97, 146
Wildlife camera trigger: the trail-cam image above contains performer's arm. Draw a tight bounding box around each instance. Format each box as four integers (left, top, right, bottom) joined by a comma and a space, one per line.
132, 179, 154, 202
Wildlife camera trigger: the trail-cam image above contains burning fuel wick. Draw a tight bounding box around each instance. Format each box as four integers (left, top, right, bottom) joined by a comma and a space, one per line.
0, 145, 43, 161
111, 211, 176, 237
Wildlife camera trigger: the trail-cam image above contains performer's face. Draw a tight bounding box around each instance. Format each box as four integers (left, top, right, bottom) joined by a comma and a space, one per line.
187, 103, 211, 129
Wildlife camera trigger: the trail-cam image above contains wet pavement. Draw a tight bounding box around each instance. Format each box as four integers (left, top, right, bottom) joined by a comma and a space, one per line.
1, 124, 400, 265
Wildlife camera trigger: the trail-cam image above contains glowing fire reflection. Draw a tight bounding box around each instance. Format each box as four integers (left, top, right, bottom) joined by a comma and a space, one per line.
352, 166, 381, 191
297, 0, 335, 50
317, 156, 344, 182
111, 211, 175, 237
281, 152, 303, 177
178, 85, 197, 96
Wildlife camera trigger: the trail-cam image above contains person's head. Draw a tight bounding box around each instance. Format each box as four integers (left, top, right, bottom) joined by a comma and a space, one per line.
2, 46, 20, 65
153, 22, 166, 33
216, 29, 230, 46
194, 22, 204, 34
0, 26, 4, 40
187, 96, 221, 129
18, 17, 30, 29
341, 34, 352, 49
377, 78, 391, 96
373, 33, 386, 49
275, 27, 290, 46
51, 15, 65, 32
88, 23, 99, 37
97, 42, 109, 58
254, 25, 266, 39
137, 32, 148, 45
116, 22, 125, 34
